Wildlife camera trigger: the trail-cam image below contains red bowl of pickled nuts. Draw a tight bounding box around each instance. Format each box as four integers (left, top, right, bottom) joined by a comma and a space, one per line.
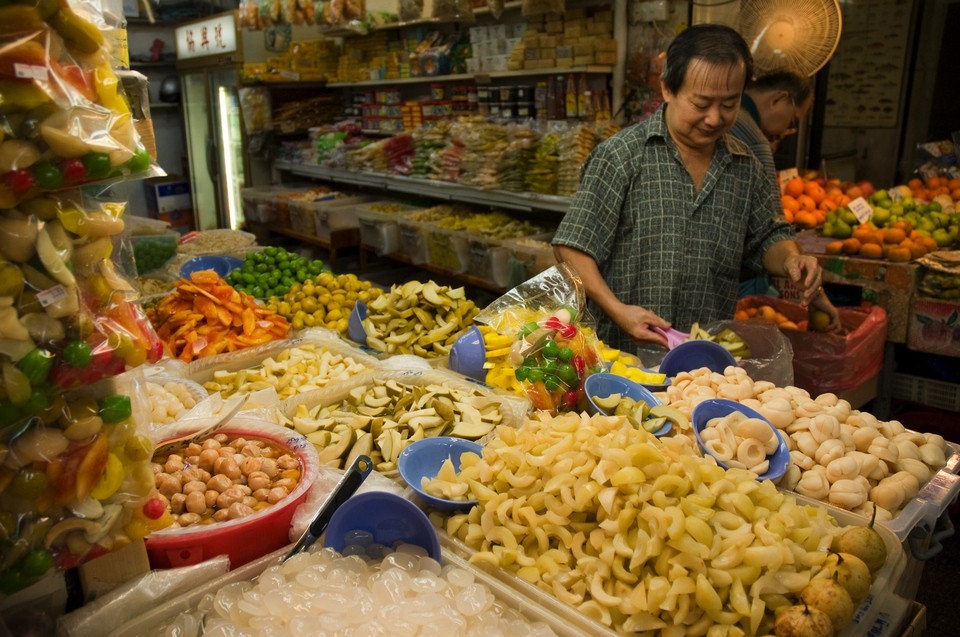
144, 418, 319, 570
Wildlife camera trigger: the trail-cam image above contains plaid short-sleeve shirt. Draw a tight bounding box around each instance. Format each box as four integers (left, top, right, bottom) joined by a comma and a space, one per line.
552, 105, 794, 353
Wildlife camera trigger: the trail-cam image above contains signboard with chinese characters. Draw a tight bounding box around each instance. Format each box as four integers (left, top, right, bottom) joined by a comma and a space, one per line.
175, 12, 238, 62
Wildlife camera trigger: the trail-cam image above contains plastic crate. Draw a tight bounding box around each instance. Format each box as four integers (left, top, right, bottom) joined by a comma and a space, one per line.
240, 186, 284, 223
356, 202, 422, 255
462, 233, 508, 284
395, 218, 430, 264
493, 234, 556, 288
425, 226, 467, 273
893, 373, 960, 412
310, 195, 377, 242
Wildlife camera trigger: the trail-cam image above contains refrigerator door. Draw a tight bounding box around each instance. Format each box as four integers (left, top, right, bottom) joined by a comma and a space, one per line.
209, 68, 246, 230
181, 70, 219, 231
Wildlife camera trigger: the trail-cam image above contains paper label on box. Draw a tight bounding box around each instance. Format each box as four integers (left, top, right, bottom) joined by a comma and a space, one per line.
280, 70, 300, 81
777, 167, 799, 194
37, 285, 68, 308
15, 64, 47, 80
848, 197, 874, 223
889, 188, 904, 202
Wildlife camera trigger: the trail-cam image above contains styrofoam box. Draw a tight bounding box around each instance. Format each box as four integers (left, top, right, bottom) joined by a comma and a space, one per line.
356, 202, 422, 256
309, 195, 377, 242
438, 491, 907, 637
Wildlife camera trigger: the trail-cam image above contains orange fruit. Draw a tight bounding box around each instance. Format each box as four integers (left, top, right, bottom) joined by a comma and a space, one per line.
904, 240, 926, 260
883, 228, 906, 244
781, 195, 800, 214
908, 178, 923, 190
805, 182, 826, 203
796, 194, 817, 211
841, 238, 861, 255
759, 306, 777, 322
809, 310, 832, 333
746, 307, 759, 317
825, 240, 844, 255
819, 199, 838, 213
780, 320, 799, 330
893, 219, 914, 234
837, 195, 852, 207
921, 236, 939, 251
948, 178, 960, 190
734, 309, 749, 321
845, 185, 864, 199
859, 243, 883, 258
785, 177, 805, 198
795, 210, 818, 229
887, 246, 912, 262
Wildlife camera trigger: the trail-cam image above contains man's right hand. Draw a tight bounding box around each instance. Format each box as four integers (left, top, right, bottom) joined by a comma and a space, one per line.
613, 303, 672, 348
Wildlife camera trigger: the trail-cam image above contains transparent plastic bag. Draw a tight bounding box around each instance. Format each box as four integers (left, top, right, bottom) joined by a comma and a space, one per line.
474, 264, 605, 412
701, 319, 795, 387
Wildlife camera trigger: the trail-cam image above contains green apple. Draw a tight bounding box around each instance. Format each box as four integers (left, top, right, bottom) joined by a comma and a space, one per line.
933, 228, 953, 247
870, 207, 891, 225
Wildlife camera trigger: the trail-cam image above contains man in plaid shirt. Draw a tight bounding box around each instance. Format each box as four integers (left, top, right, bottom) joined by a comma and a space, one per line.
553, 25, 837, 354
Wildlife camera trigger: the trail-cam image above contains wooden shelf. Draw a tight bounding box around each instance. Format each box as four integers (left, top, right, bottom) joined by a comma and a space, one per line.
327, 66, 613, 88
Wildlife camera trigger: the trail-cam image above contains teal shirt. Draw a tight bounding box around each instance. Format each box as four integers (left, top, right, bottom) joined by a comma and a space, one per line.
552, 105, 794, 353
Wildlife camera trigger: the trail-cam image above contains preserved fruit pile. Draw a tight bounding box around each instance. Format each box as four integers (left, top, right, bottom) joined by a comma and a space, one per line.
264, 271, 381, 334
225, 246, 327, 299
437, 411, 868, 635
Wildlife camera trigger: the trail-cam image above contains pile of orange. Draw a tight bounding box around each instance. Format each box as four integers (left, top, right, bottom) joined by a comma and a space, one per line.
781, 176, 853, 229
734, 304, 803, 330
824, 220, 938, 262
906, 176, 960, 203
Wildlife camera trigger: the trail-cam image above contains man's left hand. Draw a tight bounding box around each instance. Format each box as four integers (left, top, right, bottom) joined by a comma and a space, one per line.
783, 254, 823, 305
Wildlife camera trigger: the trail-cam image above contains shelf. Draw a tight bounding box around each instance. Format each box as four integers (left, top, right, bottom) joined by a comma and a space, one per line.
130, 60, 178, 68
318, 2, 523, 36
327, 66, 613, 88
274, 160, 572, 213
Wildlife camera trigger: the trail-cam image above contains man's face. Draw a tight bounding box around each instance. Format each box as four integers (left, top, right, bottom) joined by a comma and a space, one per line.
762, 92, 812, 146
661, 58, 746, 152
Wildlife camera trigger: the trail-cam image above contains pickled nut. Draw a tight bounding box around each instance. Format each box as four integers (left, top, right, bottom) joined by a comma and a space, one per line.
207, 473, 232, 493
170, 493, 187, 514
178, 512, 201, 526
277, 455, 299, 471
241, 456, 263, 475
205, 489, 219, 508
185, 491, 206, 514
156, 474, 181, 498
164, 454, 185, 473
267, 487, 288, 504
181, 466, 205, 483
274, 478, 297, 491
186, 442, 202, 456
260, 458, 278, 478
241, 444, 262, 458
213, 433, 229, 444
247, 471, 270, 491
228, 502, 255, 520
182, 480, 206, 495
217, 486, 245, 509
213, 509, 230, 522
214, 457, 240, 480
253, 488, 270, 501
198, 449, 219, 470
242, 496, 258, 508
201, 439, 221, 451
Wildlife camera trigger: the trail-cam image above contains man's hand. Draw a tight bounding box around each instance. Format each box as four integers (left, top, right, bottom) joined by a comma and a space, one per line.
811, 290, 842, 332
783, 253, 824, 305
612, 303, 672, 348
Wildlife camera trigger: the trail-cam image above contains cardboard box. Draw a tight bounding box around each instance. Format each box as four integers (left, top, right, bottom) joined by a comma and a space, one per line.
595, 51, 617, 65
539, 47, 557, 60
574, 54, 594, 66
907, 295, 960, 356
144, 177, 194, 234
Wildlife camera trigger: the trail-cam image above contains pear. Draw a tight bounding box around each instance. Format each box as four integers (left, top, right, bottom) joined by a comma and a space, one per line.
801, 577, 854, 632
837, 505, 888, 573
820, 552, 872, 603
774, 603, 834, 637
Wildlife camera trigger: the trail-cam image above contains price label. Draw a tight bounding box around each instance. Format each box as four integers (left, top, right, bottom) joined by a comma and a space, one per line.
777, 167, 799, 195
473, 73, 492, 85
37, 285, 68, 308
15, 64, 47, 80
279, 70, 300, 81
889, 188, 904, 202
848, 197, 874, 224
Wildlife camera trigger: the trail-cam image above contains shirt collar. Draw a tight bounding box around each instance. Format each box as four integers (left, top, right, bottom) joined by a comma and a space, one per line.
741, 93, 761, 125
648, 103, 743, 162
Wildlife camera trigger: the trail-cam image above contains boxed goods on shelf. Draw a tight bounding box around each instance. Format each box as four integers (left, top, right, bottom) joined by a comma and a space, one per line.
906, 295, 960, 357
263, 186, 335, 229
356, 201, 423, 255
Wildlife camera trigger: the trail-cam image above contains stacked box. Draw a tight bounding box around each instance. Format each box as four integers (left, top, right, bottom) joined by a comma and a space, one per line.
522, 7, 614, 70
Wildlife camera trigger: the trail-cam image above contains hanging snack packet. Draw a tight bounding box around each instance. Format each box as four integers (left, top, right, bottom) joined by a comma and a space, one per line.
475, 264, 604, 412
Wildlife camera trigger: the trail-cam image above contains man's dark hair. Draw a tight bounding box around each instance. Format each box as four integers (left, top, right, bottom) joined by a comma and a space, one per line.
661, 24, 754, 95
749, 70, 812, 106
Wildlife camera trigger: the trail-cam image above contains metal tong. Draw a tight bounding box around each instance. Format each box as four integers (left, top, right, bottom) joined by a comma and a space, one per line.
284, 454, 373, 560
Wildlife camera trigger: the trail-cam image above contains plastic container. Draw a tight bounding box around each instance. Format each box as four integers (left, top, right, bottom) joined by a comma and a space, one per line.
448, 325, 486, 382
691, 398, 790, 482
658, 339, 738, 377
583, 372, 671, 437
178, 255, 243, 279
356, 201, 423, 255
311, 195, 376, 242
462, 234, 507, 284
241, 186, 285, 224
395, 218, 430, 264
493, 235, 557, 289
398, 436, 483, 511
323, 491, 442, 561
131, 231, 179, 275
144, 418, 320, 570
426, 226, 467, 273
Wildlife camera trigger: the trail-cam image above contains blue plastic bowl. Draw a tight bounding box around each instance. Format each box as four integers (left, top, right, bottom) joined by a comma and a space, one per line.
179, 255, 243, 279
323, 491, 441, 561
659, 340, 737, 378
449, 326, 487, 382
398, 437, 483, 512
692, 398, 789, 482
347, 301, 368, 344
583, 373, 671, 437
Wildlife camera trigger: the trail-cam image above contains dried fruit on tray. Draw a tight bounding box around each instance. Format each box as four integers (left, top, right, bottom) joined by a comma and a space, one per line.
148, 271, 291, 362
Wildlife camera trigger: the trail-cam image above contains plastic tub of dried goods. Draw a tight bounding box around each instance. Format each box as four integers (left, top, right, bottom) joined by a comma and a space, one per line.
241, 186, 285, 224
493, 235, 556, 289
462, 233, 509, 286
395, 218, 430, 264
310, 195, 377, 242
144, 418, 320, 570
356, 202, 422, 255
426, 226, 467, 273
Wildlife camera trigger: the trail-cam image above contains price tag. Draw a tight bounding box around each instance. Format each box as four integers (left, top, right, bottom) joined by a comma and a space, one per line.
15, 64, 47, 80
848, 197, 874, 224
473, 73, 492, 85
37, 285, 68, 308
889, 188, 903, 202
279, 70, 300, 81
777, 167, 799, 194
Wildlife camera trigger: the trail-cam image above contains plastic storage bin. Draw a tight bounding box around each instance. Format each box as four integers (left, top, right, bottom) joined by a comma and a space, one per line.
310, 195, 377, 242
395, 218, 430, 264
493, 235, 556, 289
356, 201, 423, 255
462, 234, 510, 286
426, 226, 467, 273
240, 186, 285, 223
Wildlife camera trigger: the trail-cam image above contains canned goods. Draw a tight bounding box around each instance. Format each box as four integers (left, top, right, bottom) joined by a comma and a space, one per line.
517, 101, 534, 119
431, 83, 444, 100
498, 85, 517, 103
477, 86, 492, 103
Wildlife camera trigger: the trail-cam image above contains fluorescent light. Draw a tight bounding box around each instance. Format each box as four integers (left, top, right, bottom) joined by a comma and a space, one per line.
218, 86, 240, 229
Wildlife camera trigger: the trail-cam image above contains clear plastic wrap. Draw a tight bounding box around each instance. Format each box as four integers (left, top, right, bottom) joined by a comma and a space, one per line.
0, 8, 161, 207
238, 87, 272, 135
474, 264, 604, 412
318, 0, 365, 28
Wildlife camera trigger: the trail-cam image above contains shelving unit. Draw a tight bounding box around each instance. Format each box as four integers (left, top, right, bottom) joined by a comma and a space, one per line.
274, 160, 572, 213
247, 66, 613, 89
